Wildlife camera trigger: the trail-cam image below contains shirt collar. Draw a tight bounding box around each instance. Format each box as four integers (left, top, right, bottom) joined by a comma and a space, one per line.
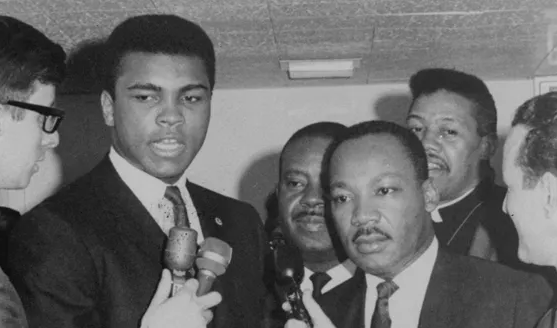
109, 147, 188, 205
366, 237, 438, 291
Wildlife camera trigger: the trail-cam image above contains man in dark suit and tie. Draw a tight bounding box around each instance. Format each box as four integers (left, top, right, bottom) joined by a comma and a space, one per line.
286, 120, 552, 328
7, 14, 267, 328
498, 91, 557, 328
266, 122, 356, 326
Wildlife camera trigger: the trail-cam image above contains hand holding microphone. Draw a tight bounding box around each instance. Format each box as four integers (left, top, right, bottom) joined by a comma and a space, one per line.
141, 269, 222, 328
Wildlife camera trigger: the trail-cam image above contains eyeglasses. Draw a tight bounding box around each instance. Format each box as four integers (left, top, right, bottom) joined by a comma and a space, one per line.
3, 100, 65, 134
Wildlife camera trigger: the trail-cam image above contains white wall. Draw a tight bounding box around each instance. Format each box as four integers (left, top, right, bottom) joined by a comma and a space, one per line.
0, 79, 537, 218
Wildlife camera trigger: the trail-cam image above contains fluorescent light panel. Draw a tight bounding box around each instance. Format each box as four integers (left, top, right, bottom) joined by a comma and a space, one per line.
279, 59, 361, 79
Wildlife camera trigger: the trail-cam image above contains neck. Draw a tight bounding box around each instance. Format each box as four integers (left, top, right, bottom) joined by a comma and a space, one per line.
302, 249, 340, 272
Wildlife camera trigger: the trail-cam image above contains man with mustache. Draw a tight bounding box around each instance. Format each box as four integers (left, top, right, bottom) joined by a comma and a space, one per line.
285, 120, 551, 328
269, 122, 355, 326
499, 92, 557, 328
7, 14, 267, 328
405, 68, 524, 267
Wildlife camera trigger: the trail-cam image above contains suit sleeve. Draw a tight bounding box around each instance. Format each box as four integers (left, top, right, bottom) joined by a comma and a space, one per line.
513, 273, 553, 328
7, 208, 100, 328
0, 268, 28, 328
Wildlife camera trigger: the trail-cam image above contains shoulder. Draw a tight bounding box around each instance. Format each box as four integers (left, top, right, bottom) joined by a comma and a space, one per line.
187, 182, 260, 217
440, 249, 551, 294
0, 268, 28, 328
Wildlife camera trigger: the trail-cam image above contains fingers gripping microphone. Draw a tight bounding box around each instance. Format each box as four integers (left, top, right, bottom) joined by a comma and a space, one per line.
195, 237, 233, 296
271, 232, 313, 327
164, 226, 198, 296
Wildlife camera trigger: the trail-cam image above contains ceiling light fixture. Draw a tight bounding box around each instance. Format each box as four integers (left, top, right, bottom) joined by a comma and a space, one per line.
279, 58, 361, 79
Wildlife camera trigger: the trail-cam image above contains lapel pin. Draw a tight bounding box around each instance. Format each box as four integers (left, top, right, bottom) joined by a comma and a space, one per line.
215, 217, 223, 226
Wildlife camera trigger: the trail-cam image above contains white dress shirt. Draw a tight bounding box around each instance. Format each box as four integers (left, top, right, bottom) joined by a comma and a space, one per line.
109, 147, 204, 244
431, 187, 476, 223
364, 238, 439, 328
300, 260, 356, 294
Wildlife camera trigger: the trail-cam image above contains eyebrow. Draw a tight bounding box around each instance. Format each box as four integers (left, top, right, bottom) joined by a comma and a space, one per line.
282, 169, 308, 177
126, 83, 209, 93
330, 172, 404, 189
407, 113, 462, 125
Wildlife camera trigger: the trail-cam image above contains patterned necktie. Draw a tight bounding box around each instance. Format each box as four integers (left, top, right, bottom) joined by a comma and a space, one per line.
310, 272, 332, 300
164, 186, 190, 227
370, 280, 399, 328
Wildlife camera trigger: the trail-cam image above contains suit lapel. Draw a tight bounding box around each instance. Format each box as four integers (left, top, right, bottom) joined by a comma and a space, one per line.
317, 268, 366, 328
418, 249, 462, 328
186, 182, 229, 328
93, 156, 166, 265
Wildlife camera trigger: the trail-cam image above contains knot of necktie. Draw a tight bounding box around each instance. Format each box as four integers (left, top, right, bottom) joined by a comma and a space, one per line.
371, 279, 399, 328
310, 272, 332, 299
164, 186, 189, 227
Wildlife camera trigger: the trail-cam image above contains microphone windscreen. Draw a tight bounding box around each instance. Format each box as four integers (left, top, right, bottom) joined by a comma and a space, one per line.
164, 226, 198, 272
195, 237, 232, 276
274, 240, 304, 285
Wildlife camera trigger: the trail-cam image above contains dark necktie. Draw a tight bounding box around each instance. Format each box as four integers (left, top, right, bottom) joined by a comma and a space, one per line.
370, 280, 399, 328
164, 186, 190, 227
310, 272, 332, 300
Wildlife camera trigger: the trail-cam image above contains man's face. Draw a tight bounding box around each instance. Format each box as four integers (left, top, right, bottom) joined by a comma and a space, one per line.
406, 90, 486, 202
278, 136, 334, 256
0, 82, 60, 189
502, 124, 556, 265
329, 134, 437, 278
101, 53, 211, 184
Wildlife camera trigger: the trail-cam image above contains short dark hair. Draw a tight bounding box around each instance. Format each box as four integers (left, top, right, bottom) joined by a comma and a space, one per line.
511, 92, 557, 187
0, 15, 66, 110
327, 120, 429, 184
102, 14, 216, 97
409, 68, 497, 179
279, 121, 347, 176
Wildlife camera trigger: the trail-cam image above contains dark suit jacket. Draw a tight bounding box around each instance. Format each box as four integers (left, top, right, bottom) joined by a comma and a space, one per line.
6, 156, 268, 328
318, 248, 552, 328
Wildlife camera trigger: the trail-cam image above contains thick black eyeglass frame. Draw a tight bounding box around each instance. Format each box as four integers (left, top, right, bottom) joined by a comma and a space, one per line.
3, 100, 65, 134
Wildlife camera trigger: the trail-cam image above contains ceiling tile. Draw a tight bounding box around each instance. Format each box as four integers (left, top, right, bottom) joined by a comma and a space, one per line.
210, 31, 277, 56
374, 0, 556, 14
268, 0, 375, 18
38, 0, 156, 12
152, 0, 269, 21
274, 15, 374, 32
0, 0, 43, 13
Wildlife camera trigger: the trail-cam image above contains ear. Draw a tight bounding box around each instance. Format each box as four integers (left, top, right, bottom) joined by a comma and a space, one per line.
540, 172, 557, 219
480, 135, 497, 159
422, 178, 439, 213
100, 91, 115, 127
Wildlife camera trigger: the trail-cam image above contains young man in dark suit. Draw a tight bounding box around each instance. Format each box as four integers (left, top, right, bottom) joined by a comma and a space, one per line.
286, 120, 551, 328
7, 14, 267, 328
500, 92, 557, 328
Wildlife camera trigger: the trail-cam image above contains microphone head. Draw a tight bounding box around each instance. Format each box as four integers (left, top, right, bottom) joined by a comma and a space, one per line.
195, 237, 232, 276
274, 240, 304, 285
164, 226, 198, 272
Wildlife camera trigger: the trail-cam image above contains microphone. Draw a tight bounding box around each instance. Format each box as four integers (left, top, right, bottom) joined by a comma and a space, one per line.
271, 232, 313, 327
195, 237, 233, 296
164, 226, 198, 296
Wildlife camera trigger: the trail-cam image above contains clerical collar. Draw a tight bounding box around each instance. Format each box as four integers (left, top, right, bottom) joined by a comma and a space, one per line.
431, 186, 476, 223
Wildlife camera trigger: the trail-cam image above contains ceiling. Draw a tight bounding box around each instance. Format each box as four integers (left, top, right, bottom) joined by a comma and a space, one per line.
2, 0, 557, 92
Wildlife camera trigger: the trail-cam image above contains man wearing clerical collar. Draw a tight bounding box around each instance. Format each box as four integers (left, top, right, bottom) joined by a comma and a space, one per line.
405, 68, 524, 267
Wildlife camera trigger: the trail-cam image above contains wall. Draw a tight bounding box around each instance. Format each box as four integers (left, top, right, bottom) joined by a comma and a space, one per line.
0, 79, 536, 217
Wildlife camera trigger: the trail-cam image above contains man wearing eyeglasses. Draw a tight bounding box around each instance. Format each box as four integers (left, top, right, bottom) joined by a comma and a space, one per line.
0, 15, 65, 328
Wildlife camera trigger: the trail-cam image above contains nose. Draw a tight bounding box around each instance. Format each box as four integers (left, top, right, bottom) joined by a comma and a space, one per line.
351, 200, 381, 226
300, 184, 324, 208
422, 128, 441, 152
42, 130, 59, 149
157, 102, 185, 127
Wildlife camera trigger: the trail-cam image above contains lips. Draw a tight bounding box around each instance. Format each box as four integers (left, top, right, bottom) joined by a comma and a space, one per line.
150, 137, 186, 157
294, 213, 326, 232
426, 154, 448, 172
